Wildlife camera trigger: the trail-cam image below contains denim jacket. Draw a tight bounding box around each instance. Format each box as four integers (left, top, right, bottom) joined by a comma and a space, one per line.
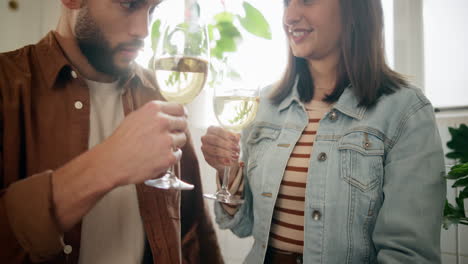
214, 80, 446, 264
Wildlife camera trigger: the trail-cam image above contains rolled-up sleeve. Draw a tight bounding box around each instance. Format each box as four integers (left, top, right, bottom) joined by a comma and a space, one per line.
2, 170, 63, 262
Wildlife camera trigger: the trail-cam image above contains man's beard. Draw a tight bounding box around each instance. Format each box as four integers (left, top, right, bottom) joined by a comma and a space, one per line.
75, 6, 143, 77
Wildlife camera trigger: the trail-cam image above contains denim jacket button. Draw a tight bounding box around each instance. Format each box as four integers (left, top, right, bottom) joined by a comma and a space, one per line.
317, 152, 327, 161
312, 210, 321, 221
329, 111, 338, 121
253, 131, 260, 139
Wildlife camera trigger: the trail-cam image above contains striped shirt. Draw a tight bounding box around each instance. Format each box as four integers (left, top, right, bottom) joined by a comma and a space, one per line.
268, 100, 330, 253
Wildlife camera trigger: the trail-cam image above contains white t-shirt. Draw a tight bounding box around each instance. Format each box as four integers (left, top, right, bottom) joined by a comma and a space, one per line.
78, 79, 145, 264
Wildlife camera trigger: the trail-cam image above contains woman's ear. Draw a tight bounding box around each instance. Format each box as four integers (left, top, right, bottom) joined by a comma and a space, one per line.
61, 0, 83, 10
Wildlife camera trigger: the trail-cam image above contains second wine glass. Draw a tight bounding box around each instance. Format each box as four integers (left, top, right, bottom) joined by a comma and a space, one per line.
144, 22, 210, 190
204, 78, 260, 204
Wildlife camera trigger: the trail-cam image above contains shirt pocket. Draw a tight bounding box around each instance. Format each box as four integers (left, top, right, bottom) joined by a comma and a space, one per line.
338, 131, 384, 192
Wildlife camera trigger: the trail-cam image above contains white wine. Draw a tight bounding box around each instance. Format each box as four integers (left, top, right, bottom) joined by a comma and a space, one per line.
154, 57, 208, 104
214, 96, 259, 132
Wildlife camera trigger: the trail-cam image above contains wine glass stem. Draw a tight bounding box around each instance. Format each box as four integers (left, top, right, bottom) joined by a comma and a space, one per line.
169, 147, 179, 180
221, 166, 231, 193
169, 164, 176, 179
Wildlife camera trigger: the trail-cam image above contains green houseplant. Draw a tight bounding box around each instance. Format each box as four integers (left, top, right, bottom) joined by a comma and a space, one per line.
149, 0, 272, 87
443, 123, 468, 229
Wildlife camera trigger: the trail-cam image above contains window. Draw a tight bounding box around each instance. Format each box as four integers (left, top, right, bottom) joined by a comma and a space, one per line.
423, 0, 468, 108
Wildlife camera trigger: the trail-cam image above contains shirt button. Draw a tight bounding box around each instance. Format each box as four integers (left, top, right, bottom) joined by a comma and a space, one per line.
63, 244, 73, 254
74, 101, 83, 110
312, 210, 321, 221
70, 70, 78, 79
329, 111, 338, 121
317, 152, 327, 161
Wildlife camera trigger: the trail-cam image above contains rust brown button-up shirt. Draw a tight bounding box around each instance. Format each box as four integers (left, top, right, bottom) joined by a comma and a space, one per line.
0, 32, 223, 264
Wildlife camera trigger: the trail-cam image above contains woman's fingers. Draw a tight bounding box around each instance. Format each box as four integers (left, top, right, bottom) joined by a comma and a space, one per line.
201, 134, 239, 154
207, 126, 240, 144
201, 141, 236, 160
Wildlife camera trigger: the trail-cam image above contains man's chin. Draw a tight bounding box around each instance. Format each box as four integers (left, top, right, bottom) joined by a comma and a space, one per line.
111, 60, 136, 77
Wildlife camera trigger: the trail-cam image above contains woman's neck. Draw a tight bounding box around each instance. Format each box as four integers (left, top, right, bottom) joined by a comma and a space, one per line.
307, 52, 340, 101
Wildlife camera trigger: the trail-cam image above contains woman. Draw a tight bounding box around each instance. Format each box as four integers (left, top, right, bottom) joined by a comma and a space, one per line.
201, 0, 446, 263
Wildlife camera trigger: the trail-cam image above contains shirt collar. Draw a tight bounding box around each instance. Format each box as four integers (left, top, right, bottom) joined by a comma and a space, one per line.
277, 75, 366, 120
35, 31, 70, 90
36, 31, 153, 91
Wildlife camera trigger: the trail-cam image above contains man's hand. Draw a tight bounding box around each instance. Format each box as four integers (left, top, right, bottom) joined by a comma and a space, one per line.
102, 100, 188, 186
52, 101, 187, 231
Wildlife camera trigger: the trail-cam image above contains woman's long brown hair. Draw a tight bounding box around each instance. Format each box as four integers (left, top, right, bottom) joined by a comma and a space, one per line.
270, 0, 408, 107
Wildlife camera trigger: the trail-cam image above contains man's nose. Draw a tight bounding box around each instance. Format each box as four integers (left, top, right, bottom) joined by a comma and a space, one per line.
130, 12, 150, 39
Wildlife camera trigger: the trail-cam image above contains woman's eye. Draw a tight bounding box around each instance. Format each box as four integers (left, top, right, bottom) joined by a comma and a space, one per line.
283, 0, 290, 7
303, 0, 317, 4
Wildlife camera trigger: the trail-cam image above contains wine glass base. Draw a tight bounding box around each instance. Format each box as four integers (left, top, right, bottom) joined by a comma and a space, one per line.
203, 193, 244, 205
145, 174, 194, 191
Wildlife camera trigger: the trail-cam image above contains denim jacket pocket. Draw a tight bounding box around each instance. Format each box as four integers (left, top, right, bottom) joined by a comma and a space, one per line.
246, 125, 280, 171
338, 131, 384, 192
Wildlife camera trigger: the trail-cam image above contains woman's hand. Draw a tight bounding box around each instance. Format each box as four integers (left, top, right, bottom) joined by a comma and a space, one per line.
201, 126, 240, 174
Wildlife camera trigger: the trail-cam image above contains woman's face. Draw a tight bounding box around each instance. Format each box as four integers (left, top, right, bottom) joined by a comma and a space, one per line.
283, 0, 343, 61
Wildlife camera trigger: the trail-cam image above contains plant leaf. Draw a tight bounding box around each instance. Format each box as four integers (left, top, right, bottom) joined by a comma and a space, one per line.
236, 1, 272, 40
151, 19, 161, 52
446, 124, 468, 163
443, 199, 464, 229
214, 11, 234, 23
453, 176, 468, 188
455, 197, 467, 217
210, 20, 242, 59
460, 187, 468, 200
447, 163, 468, 179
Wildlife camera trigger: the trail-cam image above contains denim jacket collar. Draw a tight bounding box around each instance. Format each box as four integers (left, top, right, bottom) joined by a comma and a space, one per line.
278, 77, 301, 112
278, 76, 366, 121
333, 87, 367, 121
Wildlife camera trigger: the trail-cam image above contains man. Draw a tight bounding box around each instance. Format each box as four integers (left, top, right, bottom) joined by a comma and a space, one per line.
0, 0, 223, 263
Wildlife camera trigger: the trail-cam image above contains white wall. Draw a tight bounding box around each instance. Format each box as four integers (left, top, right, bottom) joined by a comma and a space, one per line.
423, 0, 468, 108
393, 0, 425, 89
0, 1, 60, 53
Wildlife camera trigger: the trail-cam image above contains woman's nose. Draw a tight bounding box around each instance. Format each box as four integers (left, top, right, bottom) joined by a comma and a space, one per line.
283, 0, 302, 27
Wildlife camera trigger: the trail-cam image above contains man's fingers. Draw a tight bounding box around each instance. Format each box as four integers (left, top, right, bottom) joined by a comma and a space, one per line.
171, 132, 187, 149
167, 115, 188, 132
156, 101, 185, 116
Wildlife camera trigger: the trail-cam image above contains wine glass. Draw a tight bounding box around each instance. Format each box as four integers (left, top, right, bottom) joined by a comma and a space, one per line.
144, 21, 210, 190
203, 73, 260, 204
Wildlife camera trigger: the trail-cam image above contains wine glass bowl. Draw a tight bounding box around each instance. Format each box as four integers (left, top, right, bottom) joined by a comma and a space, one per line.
213, 89, 259, 133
